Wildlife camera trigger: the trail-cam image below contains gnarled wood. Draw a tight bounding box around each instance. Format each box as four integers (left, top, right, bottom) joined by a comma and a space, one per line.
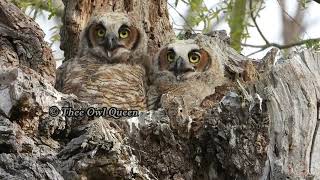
0, 0, 56, 85
60, 0, 174, 60
253, 50, 320, 179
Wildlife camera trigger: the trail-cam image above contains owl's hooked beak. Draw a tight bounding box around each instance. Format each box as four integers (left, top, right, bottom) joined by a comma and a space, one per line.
103, 33, 121, 56
170, 56, 195, 76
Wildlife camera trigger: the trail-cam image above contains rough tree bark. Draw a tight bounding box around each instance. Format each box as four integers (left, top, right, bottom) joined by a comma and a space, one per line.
0, 0, 56, 85
254, 50, 320, 179
60, 0, 174, 60
0, 0, 320, 180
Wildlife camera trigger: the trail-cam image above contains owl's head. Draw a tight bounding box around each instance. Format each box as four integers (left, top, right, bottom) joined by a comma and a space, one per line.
154, 40, 212, 80
79, 12, 140, 62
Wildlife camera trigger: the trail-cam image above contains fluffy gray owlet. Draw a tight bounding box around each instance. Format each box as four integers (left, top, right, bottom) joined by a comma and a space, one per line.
56, 12, 149, 111
149, 38, 228, 136
149, 38, 228, 109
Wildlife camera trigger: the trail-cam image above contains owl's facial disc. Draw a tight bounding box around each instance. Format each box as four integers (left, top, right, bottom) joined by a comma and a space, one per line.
100, 32, 123, 57
87, 21, 140, 62
169, 56, 195, 76
157, 45, 211, 81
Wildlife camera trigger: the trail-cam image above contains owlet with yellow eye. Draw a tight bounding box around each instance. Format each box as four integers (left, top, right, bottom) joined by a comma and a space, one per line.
56, 12, 149, 111
148, 38, 228, 110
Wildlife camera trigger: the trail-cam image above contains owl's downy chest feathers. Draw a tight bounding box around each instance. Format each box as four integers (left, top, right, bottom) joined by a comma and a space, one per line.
61, 57, 147, 111
155, 70, 223, 107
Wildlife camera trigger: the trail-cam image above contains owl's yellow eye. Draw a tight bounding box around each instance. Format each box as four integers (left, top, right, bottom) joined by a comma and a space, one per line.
119, 28, 130, 39
189, 52, 201, 64
167, 51, 175, 62
96, 28, 106, 37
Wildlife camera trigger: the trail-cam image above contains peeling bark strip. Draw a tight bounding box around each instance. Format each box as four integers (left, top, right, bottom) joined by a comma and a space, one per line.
0, 0, 56, 85
253, 50, 320, 179
61, 0, 174, 60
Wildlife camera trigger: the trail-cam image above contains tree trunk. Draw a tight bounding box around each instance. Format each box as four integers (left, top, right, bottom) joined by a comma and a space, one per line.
60, 0, 174, 60
1, 0, 320, 180
0, 0, 56, 85
254, 50, 320, 179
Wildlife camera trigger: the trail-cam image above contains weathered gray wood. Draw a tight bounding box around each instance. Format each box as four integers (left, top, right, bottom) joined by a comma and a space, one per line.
0, 66, 76, 179
0, 65, 158, 179
252, 50, 320, 179
0, 0, 56, 85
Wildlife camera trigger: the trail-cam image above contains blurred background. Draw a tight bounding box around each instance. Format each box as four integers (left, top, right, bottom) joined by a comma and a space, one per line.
9, 0, 320, 67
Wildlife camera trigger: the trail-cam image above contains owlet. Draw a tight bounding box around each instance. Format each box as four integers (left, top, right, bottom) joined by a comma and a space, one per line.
56, 12, 149, 111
